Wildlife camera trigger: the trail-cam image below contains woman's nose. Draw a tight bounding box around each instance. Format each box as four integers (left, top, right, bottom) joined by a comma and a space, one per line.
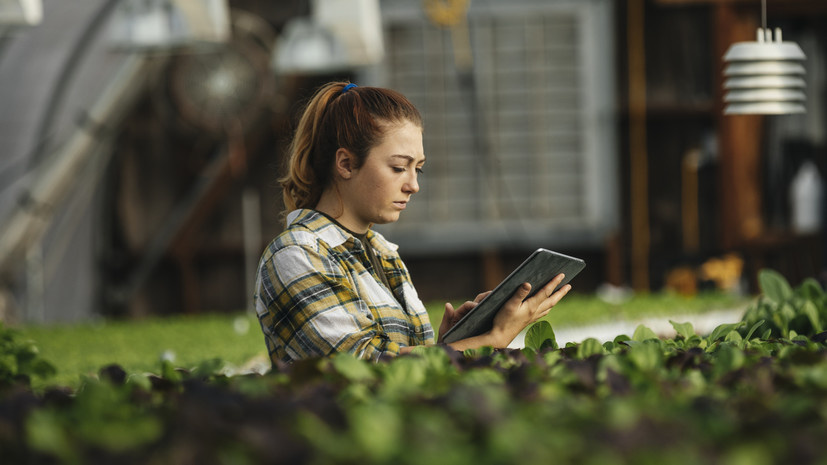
404, 173, 419, 193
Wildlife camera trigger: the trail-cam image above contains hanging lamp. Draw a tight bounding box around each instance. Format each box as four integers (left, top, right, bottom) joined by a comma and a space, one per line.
0, 0, 42, 25
109, 0, 231, 50
722, 0, 807, 115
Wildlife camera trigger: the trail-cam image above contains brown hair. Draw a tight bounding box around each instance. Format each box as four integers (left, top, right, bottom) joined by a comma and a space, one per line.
280, 82, 423, 213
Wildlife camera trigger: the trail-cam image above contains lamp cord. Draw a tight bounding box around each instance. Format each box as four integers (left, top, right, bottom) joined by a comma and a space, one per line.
761, 0, 767, 31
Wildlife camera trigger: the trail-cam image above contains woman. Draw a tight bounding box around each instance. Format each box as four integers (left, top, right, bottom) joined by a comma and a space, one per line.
254, 82, 570, 364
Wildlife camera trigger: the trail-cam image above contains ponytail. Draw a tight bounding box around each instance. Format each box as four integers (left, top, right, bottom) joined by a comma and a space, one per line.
280, 82, 341, 212
279, 81, 423, 218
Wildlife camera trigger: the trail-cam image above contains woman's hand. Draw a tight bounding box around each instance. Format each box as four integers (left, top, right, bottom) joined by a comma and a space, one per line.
488, 273, 571, 348
437, 291, 491, 343
434, 275, 570, 352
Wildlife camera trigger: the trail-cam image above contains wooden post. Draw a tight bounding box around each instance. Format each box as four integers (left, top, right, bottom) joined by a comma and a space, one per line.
628, 0, 650, 291
715, 4, 765, 250
682, 149, 701, 254
482, 249, 505, 294
175, 252, 200, 315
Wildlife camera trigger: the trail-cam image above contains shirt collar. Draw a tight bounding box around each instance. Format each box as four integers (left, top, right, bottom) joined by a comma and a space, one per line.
286, 209, 399, 255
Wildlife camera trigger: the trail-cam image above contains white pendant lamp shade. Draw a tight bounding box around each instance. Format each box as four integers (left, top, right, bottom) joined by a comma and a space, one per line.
723, 28, 807, 115
109, 0, 231, 49
0, 0, 42, 25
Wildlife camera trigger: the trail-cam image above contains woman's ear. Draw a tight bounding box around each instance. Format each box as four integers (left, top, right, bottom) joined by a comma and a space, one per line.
334, 148, 358, 179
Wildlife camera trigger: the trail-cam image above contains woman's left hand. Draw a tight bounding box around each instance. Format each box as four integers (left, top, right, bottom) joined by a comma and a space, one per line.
437, 291, 491, 343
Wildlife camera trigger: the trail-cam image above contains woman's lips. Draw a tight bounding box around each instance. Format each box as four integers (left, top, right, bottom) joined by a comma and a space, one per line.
393, 201, 407, 209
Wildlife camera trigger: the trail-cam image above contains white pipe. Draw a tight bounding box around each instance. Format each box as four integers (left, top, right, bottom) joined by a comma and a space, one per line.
0, 55, 150, 276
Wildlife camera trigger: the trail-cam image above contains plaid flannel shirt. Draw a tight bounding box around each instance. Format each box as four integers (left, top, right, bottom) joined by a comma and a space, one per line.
254, 209, 435, 363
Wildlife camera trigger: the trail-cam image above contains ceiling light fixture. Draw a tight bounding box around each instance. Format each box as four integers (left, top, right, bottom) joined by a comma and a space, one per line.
0, 0, 42, 26
109, 0, 230, 50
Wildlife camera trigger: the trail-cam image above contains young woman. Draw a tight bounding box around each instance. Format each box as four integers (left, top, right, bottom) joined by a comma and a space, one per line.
254, 82, 571, 364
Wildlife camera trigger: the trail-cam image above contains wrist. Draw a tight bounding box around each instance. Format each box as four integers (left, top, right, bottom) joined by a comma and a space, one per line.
484, 327, 510, 349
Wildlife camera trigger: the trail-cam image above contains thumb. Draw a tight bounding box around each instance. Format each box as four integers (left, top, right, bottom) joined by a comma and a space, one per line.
444, 302, 455, 316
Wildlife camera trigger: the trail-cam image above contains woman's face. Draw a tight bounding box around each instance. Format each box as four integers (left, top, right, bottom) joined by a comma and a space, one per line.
340, 119, 425, 232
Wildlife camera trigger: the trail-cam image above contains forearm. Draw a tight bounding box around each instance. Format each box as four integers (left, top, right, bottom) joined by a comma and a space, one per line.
446, 329, 510, 352
399, 330, 509, 355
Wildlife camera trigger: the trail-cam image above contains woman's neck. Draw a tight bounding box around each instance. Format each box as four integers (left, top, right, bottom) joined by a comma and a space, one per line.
315, 189, 369, 234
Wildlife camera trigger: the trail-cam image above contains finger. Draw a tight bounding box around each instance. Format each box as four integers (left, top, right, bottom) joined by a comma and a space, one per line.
439, 302, 456, 338
474, 291, 492, 303
540, 273, 566, 299
525, 274, 565, 307
508, 282, 531, 304
541, 283, 572, 309
544, 273, 566, 296
457, 301, 477, 316
555, 283, 572, 300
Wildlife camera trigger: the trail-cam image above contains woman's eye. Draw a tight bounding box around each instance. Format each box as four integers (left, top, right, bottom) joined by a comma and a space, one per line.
415, 167, 424, 175
392, 167, 405, 173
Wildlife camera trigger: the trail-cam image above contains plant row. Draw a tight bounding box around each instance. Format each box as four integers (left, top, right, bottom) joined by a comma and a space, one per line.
0, 270, 826, 465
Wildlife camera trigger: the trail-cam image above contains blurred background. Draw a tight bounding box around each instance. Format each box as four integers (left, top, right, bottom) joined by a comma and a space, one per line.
0, 0, 824, 324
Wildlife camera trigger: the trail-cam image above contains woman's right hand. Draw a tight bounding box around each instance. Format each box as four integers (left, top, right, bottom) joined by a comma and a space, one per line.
438, 291, 492, 343
487, 273, 571, 348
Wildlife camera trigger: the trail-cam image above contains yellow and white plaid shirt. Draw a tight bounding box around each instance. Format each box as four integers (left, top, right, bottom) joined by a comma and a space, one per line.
254, 209, 435, 364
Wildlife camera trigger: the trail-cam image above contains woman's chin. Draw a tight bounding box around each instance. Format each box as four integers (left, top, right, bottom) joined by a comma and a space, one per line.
374, 212, 401, 225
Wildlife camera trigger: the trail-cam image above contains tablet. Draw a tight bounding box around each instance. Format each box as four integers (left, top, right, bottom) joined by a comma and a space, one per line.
441, 248, 585, 344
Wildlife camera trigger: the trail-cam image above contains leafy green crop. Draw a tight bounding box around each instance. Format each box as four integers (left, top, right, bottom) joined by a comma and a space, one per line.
740, 269, 827, 339
2, 269, 827, 465
0, 322, 55, 389
524, 320, 558, 351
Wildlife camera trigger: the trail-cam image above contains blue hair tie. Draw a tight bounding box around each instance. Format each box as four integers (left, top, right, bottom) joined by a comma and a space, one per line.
342, 83, 358, 93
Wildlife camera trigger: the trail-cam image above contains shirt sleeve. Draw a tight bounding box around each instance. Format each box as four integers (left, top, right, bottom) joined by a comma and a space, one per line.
256, 244, 402, 362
